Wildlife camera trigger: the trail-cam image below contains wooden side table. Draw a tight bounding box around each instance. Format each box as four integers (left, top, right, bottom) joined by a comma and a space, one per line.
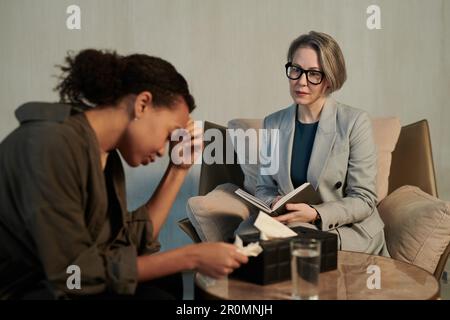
195, 251, 440, 300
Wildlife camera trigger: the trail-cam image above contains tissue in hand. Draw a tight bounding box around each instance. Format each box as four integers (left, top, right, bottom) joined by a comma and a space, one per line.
234, 235, 263, 257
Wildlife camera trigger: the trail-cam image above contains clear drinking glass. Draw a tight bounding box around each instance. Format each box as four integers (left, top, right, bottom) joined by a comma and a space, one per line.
290, 238, 321, 300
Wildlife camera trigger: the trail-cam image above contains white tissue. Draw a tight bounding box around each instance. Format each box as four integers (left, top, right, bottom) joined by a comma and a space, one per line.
197, 273, 217, 287
254, 211, 297, 239
234, 235, 263, 257
259, 231, 269, 241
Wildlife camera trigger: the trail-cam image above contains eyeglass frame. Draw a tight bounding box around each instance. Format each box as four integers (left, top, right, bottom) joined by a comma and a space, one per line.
285, 62, 325, 85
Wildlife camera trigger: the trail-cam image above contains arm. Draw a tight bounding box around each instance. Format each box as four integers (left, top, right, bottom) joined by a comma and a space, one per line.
144, 164, 189, 240
139, 117, 202, 239
312, 112, 378, 230
136, 242, 248, 281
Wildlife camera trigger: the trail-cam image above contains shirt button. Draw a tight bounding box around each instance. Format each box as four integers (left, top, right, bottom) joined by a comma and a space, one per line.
334, 223, 339, 228
328, 224, 333, 229
335, 181, 342, 189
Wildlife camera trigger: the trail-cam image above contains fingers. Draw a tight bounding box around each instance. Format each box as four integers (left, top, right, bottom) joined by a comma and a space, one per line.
174, 127, 201, 139
234, 250, 249, 264
221, 244, 249, 267
203, 263, 236, 280
175, 127, 203, 147
286, 203, 303, 211
184, 118, 199, 134
189, 127, 203, 138
202, 269, 227, 279
274, 212, 297, 222
224, 267, 233, 275
185, 117, 194, 128
198, 243, 250, 279
210, 267, 233, 279
220, 242, 239, 250
228, 259, 240, 269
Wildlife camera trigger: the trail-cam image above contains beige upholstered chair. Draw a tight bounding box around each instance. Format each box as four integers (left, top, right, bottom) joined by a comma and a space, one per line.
178, 119, 449, 280
177, 218, 202, 244
388, 120, 438, 197
387, 120, 448, 279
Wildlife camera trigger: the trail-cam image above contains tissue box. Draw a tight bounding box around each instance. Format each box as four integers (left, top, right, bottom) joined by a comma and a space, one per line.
231, 226, 338, 285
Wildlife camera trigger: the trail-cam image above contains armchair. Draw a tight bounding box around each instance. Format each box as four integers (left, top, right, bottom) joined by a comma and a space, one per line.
179, 119, 450, 280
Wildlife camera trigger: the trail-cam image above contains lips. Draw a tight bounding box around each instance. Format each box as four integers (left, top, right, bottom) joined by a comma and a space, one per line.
295, 90, 309, 95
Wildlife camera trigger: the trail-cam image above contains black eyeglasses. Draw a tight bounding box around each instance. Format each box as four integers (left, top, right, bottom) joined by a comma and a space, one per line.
285, 62, 325, 85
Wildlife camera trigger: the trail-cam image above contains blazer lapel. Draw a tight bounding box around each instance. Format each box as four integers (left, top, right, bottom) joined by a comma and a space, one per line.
307, 98, 338, 190
278, 104, 296, 194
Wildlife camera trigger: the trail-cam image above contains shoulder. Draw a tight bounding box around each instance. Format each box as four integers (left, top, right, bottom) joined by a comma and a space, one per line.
263, 104, 296, 128
34, 118, 87, 153
335, 101, 369, 122
334, 101, 372, 133
1, 115, 90, 168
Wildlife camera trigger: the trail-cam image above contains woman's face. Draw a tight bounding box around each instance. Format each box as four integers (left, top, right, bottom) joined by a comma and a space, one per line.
118, 95, 190, 167
289, 47, 328, 107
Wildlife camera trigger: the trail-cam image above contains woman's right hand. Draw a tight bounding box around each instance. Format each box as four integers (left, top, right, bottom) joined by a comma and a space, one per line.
189, 242, 249, 279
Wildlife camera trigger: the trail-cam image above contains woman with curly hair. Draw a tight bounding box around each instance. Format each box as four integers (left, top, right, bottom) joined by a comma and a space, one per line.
0, 49, 247, 299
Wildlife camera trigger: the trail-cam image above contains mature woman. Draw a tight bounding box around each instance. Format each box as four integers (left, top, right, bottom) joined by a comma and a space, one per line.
0, 49, 247, 299
252, 31, 388, 256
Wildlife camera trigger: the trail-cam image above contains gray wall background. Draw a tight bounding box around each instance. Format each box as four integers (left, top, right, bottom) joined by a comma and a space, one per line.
1, 0, 449, 250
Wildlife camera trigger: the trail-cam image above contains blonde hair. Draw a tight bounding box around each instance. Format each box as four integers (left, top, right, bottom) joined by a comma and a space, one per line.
287, 31, 347, 94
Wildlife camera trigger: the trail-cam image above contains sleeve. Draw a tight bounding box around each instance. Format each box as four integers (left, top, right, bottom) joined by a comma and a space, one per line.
255, 116, 280, 207
311, 112, 379, 231
26, 129, 139, 297
126, 205, 161, 256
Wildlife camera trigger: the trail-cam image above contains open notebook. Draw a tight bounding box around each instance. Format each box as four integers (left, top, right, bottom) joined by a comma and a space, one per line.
235, 182, 322, 216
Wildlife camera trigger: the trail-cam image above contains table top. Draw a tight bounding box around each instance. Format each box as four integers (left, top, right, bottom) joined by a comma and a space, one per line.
195, 251, 440, 300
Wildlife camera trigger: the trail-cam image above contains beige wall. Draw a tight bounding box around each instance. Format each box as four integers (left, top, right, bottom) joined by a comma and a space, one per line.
1, 0, 449, 248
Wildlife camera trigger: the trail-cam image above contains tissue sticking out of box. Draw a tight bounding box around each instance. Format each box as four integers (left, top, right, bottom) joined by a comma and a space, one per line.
260, 232, 269, 240
234, 235, 263, 257
254, 211, 297, 240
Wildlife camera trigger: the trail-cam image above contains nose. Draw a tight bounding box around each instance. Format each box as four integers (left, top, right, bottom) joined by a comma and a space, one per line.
156, 145, 165, 157
298, 72, 308, 86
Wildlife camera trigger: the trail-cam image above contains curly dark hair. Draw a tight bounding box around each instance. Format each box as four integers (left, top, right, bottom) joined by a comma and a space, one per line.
55, 49, 196, 112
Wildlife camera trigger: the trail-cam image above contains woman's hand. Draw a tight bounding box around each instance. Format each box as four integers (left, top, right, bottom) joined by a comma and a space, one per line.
169, 117, 203, 170
274, 203, 318, 224
190, 242, 249, 279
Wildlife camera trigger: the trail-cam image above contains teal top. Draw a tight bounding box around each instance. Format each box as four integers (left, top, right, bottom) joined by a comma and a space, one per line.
290, 119, 318, 188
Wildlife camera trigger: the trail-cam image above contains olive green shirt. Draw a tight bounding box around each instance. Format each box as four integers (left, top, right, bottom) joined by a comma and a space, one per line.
0, 102, 159, 299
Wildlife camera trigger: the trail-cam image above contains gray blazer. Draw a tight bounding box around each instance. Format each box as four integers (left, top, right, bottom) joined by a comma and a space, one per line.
255, 98, 387, 254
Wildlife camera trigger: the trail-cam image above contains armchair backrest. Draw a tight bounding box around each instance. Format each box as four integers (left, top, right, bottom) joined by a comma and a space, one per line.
199, 119, 439, 198
198, 121, 244, 196
388, 119, 438, 197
